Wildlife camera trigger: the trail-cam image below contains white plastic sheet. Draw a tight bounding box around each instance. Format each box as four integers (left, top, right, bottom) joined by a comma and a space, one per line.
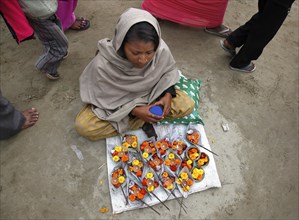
106, 124, 221, 214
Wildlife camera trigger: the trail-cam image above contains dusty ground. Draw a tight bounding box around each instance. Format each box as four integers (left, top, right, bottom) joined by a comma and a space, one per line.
0, 0, 298, 219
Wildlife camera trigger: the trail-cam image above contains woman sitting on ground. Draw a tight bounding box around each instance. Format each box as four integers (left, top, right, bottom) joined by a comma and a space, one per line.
75, 8, 194, 141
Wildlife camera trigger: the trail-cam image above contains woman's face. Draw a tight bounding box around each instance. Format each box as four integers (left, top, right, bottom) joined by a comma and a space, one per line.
124, 40, 156, 68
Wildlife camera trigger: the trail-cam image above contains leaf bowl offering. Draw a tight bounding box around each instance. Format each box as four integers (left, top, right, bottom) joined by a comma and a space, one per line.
110, 145, 129, 163
155, 137, 172, 157
196, 152, 209, 167
171, 138, 188, 156
191, 166, 205, 182
176, 167, 194, 195
186, 145, 201, 161
164, 150, 182, 172
148, 153, 163, 173
111, 166, 127, 189
128, 180, 148, 203
139, 139, 156, 160
127, 153, 144, 179
186, 128, 201, 145
122, 134, 138, 149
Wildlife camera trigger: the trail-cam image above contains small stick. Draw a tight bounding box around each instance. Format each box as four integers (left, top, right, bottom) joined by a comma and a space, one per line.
120, 185, 128, 205
178, 196, 184, 219
140, 199, 161, 215
195, 143, 218, 156
150, 191, 170, 211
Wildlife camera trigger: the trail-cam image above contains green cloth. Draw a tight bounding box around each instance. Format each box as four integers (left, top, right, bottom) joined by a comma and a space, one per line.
160, 74, 204, 125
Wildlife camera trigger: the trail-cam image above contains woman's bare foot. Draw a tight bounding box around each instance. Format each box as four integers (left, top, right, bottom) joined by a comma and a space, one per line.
70, 17, 90, 31
21, 108, 39, 129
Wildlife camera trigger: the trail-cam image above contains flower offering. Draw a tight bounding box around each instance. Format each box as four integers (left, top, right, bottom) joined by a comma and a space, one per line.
191, 167, 205, 182
141, 171, 159, 192
127, 158, 143, 178
197, 152, 209, 167
186, 128, 200, 145
176, 170, 194, 192
171, 139, 188, 156
155, 137, 171, 156
122, 134, 138, 149
111, 145, 129, 163
128, 182, 147, 202
111, 167, 126, 188
140, 140, 156, 159
161, 171, 175, 190
148, 153, 163, 172
186, 146, 200, 161
164, 151, 181, 172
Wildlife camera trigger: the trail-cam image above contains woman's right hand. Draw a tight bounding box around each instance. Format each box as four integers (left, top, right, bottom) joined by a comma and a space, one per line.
131, 105, 163, 123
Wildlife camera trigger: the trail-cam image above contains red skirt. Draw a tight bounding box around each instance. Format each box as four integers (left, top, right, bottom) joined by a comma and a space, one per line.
142, 0, 228, 28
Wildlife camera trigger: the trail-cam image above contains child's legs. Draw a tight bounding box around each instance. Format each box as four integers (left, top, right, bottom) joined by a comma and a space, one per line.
27, 15, 68, 74
166, 89, 195, 119
75, 105, 118, 141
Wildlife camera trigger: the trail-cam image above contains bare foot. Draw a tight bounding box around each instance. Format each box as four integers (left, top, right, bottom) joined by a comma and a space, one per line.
21, 108, 39, 129
70, 17, 90, 31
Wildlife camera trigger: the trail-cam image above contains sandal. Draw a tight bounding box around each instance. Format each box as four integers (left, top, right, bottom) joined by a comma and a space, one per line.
46, 72, 60, 80
205, 24, 232, 38
70, 17, 90, 31
220, 40, 236, 57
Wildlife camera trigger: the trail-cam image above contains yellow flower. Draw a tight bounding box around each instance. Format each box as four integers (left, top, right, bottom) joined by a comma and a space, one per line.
176, 178, 182, 184
168, 153, 175, 159
180, 172, 188, 180
132, 136, 137, 141
132, 159, 139, 166
187, 160, 193, 165
114, 146, 122, 152
167, 184, 174, 190
146, 172, 153, 179
118, 176, 125, 184
132, 142, 137, 148
198, 159, 205, 166
142, 152, 149, 159
147, 185, 154, 192
198, 169, 204, 175
178, 141, 183, 145
193, 168, 200, 174
113, 155, 120, 162
183, 186, 190, 192
192, 172, 199, 179
122, 146, 128, 152
122, 142, 130, 148
204, 157, 208, 162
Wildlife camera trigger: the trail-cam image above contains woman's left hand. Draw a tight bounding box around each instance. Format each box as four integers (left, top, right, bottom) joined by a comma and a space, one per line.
154, 93, 172, 116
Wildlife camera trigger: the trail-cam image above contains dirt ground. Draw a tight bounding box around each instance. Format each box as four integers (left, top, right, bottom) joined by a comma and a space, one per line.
0, 0, 298, 219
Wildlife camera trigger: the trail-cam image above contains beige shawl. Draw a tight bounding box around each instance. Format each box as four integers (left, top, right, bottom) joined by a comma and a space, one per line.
79, 8, 179, 133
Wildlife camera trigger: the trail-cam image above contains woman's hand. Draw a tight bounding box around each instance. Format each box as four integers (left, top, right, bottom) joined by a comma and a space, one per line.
154, 93, 172, 116
131, 105, 163, 123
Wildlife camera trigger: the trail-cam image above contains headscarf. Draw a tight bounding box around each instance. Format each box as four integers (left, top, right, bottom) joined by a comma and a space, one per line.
79, 8, 179, 133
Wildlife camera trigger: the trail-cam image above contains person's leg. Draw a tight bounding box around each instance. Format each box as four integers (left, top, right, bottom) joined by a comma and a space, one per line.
27, 15, 68, 79
75, 105, 118, 141
229, 0, 291, 69
0, 95, 38, 140
164, 89, 195, 120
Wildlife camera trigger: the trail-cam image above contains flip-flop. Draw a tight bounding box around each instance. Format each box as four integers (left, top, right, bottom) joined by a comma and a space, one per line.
220, 40, 236, 57
46, 72, 60, 80
205, 24, 232, 38
230, 62, 256, 73
70, 17, 90, 31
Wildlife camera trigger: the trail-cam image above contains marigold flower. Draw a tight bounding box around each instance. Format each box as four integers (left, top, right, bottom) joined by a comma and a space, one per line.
118, 176, 125, 184
167, 184, 174, 190
142, 152, 149, 159
113, 155, 120, 162
147, 185, 154, 192
114, 146, 122, 152
132, 159, 139, 166
168, 153, 175, 159
187, 160, 193, 165
180, 172, 188, 180
146, 172, 153, 179
132, 142, 137, 148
